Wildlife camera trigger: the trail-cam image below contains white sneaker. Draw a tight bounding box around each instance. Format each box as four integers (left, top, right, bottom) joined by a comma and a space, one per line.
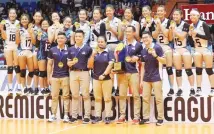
16, 89, 23, 96
48, 115, 57, 122
209, 89, 214, 97
63, 115, 70, 123
195, 88, 202, 97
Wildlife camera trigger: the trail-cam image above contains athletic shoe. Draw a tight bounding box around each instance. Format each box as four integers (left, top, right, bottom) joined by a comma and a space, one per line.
45, 88, 51, 95
104, 117, 111, 124
195, 88, 202, 97
34, 88, 39, 95
28, 87, 34, 95
132, 119, 140, 125
114, 89, 119, 96
82, 118, 90, 124
156, 120, 163, 126
8, 89, 13, 96
40, 89, 46, 95
16, 89, 22, 96
116, 118, 126, 124
92, 117, 102, 124
139, 119, 150, 125
63, 115, 70, 123
176, 89, 183, 97
69, 118, 78, 124
209, 89, 214, 97
167, 88, 174, 96
23, 87, 29, 95
189, 89, 195, 97
48, 115, 57, 122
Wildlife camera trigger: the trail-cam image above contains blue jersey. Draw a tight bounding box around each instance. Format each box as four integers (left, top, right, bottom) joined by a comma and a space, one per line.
37, 30, 50, 60
64, 28, 73, 47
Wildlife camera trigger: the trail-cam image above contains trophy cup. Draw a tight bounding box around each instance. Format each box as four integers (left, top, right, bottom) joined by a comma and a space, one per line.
113, 43, 126, 73
74, 22, 80, 29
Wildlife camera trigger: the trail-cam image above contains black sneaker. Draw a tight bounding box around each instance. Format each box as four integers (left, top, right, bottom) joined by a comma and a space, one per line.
104, 117, 111, 124
176, 89, 183, 97
139, 119, 150, 125
82, 118, 90, 124
156, 120, 163, 126
34, 88, 39, 95
40, 89, 46, 95
69, 118, 77, 124
45, 88, 51, 95
195, 88, 202, 97
24, 87, 29, 95
114, 89, 119, 96
167, 88, 174, 96
189, 89, 195, 97
90, 90, 94, 97
28, 87, 34, 95
92, 117, 102, 124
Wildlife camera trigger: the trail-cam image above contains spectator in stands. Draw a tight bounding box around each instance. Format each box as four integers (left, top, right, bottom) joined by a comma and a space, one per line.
0, 4, 5, 13
134, 6, 141, 22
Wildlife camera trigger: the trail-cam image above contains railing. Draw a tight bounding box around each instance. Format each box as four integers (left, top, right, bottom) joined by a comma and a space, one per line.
168, 0, 204, 18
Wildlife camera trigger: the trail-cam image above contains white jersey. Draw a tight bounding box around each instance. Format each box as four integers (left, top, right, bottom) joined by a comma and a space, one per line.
174, 21, 188, 49
191, 20, 208, 48
140, 17, 154, 32
20, 27, 33, 50
123, 20, 139, 41
90, 20, 103, 48
103, 17, 121, 43
157, 18, 170, 45
1, 19, 19, 46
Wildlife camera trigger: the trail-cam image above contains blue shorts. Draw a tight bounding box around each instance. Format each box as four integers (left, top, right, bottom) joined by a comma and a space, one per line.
37, 50, 48, 61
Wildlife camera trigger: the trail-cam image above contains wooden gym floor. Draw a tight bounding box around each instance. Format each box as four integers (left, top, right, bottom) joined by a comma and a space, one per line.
0, 119, 213, 134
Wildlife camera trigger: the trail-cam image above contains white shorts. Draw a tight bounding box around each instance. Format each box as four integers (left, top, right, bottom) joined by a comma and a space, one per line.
160, 44, 172, 54
173, 47, 190, 56
4, 44, 18, 52
193, 47, 212, 56
19, 50, 33, 58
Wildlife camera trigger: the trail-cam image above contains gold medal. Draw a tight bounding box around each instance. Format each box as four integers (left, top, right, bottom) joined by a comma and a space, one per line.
73, 57, 78, 62
1, 20, 6, 25
154, 15, 158, 20
146, 16, 151, 23
170, 20, 175, 26
58, 62, 64, 68
148, 48, 154, 53
16, 23, 20, 29
125, 56, 131, 62
74, 22, 80, 28
189, 25, 194, 31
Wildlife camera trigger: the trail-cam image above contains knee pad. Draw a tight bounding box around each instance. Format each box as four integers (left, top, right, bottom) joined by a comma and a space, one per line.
185, 69, 193, 76
39, 71, 46, 78
20, 69, 26, 78
7, 66, 13, 74
166, 67, 173, 75
34, 69, 39, 76
28, 72, 34, 78
14, 65, 20, 73
206, 68, 213, 75
196, 67, 203, 75
176, 70, 182, 77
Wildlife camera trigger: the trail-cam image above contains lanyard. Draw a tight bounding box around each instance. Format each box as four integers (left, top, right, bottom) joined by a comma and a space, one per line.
75, 45, 84, 57
58, 49, 64, 61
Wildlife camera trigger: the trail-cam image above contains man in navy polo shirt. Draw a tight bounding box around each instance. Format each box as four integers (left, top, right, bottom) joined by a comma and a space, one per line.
67, 30, 92, 124
47, 31, 70, 123
139, 31, 166, 126
116, 25, 142, 125
88, 36, 115, 124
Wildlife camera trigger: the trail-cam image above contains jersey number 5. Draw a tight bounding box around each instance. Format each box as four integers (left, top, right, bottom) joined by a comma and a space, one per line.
195, 39, 202, 47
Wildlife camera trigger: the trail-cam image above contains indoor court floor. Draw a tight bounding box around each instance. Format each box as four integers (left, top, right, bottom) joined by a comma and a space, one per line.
0, 119, 213, 134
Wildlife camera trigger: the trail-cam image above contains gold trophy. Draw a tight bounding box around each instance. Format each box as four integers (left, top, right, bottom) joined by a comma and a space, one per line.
113, 43, 125, 73
1, 20, 6, 25
16, 23, 20, 29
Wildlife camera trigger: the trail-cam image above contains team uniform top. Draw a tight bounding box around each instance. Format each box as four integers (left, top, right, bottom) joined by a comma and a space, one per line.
32, 25, 41, 48
1, 19, 20, 46
173, 21, 189, 49
141, 43, 164, 82
19, 27, 33, 50
102, 17, 121, 43
90, 20, 105, 48
123, 20, 139, 41
155, 18, 170, 45
140, 17, 155, 33
37, 30, 50, 60
191, 20, 212, 48
74, 22, 91, 45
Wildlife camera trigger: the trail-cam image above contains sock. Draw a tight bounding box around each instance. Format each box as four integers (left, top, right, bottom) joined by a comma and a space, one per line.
27, 85, 31, 88
8, 84, 12, 89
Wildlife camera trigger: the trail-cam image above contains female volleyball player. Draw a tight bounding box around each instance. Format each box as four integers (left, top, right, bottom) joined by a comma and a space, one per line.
0, 8, 21, 95
168, 9, 195, 96
63, 16, 74, 47
119, 7, 140, 41
16, 14, 36, 95
189, 9, 214, 97
37, 20, 50, 95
